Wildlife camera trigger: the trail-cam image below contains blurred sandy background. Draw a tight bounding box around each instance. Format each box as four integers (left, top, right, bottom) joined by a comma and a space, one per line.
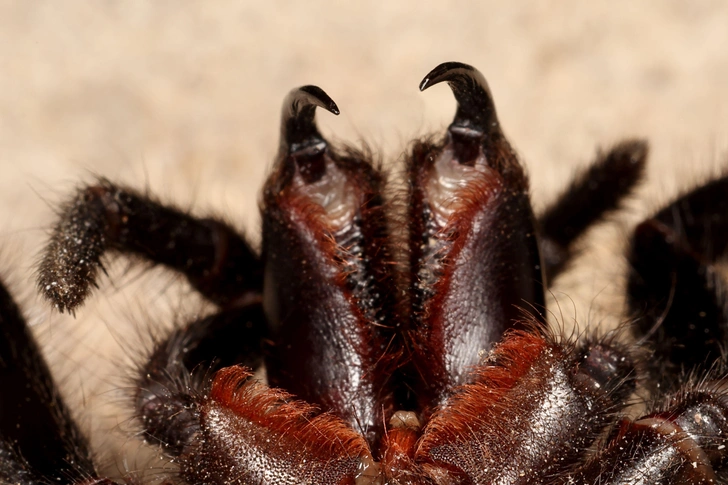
1, 0, 728, 478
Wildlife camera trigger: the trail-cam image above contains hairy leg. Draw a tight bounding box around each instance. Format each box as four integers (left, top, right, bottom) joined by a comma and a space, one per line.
134, 302, 374, 485
0, 276, 118, 484
539, 139, 648, 283
627, 174, 728, 383
38, 182, 262, 313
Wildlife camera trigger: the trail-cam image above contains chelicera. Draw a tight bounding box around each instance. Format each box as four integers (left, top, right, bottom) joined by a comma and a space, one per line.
2, 61, 728, 484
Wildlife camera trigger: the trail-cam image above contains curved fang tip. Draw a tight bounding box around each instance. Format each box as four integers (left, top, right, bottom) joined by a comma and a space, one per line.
419, 62, 500, 136
280, 85, 339, 158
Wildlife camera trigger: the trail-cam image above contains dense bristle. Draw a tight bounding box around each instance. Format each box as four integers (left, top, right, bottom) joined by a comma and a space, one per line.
186, 366, 372, 485
416, 329, 636, 484
37, 184, 111, 313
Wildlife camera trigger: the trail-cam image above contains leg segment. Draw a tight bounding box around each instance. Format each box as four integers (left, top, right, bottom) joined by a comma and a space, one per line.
135, 302, 267, 454
627, 175, 728, 383
38, 181, 262, 313
562, 379, 728, 484
176, 300, 268, 373
539, 139, 648, 283
134, 303, 375, 485
413, 328, 636, 485
0, 276, 116, 484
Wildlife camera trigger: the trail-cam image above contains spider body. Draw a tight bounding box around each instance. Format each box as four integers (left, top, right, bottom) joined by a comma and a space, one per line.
2, 62, 728, 484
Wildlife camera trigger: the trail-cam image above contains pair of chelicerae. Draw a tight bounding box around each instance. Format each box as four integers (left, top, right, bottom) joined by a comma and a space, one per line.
1, 62, 727, 485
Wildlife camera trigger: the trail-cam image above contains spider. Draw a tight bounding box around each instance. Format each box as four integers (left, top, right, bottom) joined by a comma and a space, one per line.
1, 61, 727, 484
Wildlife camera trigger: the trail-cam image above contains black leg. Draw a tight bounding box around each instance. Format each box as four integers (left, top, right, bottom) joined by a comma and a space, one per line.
627, 174, 728, 384
135, 302, 267, 454
539, 139, 648, 283
133, 303, 373, 485
564, 379, 728, 483
38, 180, 262, 314
0, 276, 114, 484
179, 301, 267, 373
0, 441, 37, 485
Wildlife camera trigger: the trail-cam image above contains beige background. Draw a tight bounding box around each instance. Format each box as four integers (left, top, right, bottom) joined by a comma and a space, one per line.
1, 1, 728, 478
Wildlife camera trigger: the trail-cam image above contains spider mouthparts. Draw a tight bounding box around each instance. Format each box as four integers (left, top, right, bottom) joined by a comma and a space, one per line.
279, 85, 339, 169
419, 61, 501, 139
